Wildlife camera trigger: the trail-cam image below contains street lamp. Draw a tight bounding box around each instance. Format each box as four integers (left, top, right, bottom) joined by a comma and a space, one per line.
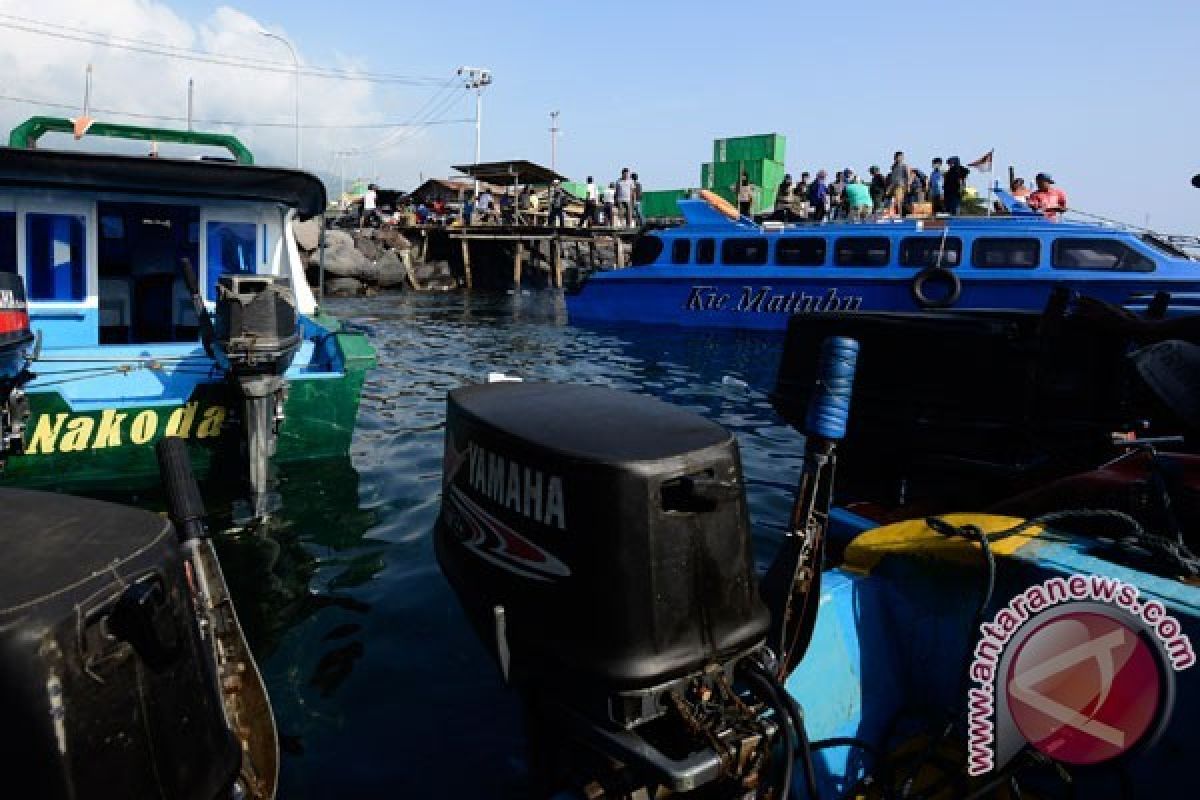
457, 66, 492, 190
549, 110, 560, 172
260, 28, 300, 169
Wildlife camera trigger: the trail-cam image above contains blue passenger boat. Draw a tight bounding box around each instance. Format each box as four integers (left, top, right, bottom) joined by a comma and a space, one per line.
566, 194, 1200, 330
0, 117, 375, 494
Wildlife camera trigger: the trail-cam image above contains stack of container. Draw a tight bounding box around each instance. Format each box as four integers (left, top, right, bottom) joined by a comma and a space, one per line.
701, 133, 787, 214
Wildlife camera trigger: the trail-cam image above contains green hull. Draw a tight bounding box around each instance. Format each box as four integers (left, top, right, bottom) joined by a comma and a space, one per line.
1, 324, 375, 491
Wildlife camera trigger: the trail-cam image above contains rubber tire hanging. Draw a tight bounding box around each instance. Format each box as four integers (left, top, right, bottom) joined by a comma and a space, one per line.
911, 267, 962, 309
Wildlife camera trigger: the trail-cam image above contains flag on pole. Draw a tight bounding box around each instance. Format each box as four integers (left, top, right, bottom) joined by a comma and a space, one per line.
968, 149, 994, 172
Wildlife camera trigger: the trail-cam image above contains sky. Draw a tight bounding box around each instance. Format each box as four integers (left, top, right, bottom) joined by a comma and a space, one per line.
1, 0, 1198, 231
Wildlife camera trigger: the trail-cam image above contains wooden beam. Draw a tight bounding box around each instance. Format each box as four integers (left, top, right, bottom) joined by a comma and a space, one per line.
461, 238, 472, 289
552, 235, 563, 288
614, 235, 625, 268
513, 241, 523, 288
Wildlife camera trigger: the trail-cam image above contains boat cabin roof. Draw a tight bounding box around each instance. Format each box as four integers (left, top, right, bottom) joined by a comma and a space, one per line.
0, 147, 326, 218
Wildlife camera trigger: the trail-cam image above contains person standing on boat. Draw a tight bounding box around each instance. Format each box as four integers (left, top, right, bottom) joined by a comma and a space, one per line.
929, 158, 945, 213
943, 157, 969, 215
1010, 177, 1031, 202
1028, 173, 1068, 221
775, 174, 794, 220
632, 172, 644, 226
887, 152, 910, 216
737, 177, 757, 217
580, 176, 598, 228
808, 170, 829, 222
845, 175, 874, 221
615, 168, 635, 227
868, 166, 887, 213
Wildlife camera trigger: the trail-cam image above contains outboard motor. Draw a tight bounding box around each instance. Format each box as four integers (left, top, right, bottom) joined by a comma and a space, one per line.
182, 260, 301, 508
0, 439, 278, 798
0, 272, 35, 470
437, 382, 784, 796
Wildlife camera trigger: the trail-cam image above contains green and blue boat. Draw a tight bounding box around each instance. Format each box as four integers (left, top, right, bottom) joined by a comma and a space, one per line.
0, 116, 374, 492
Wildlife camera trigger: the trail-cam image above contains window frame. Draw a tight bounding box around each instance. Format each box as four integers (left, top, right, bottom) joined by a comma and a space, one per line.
203, 219, 259, 301
899, 236, 963, 268
670, 238, 691, 265
775, 236, 827, 267
720, 237, 770, 266
833, 236, 891, 268
1051, 238, 1156, 272
696, 237, 715, 265
970, 237, 1042, 269
25, 212, 88, 302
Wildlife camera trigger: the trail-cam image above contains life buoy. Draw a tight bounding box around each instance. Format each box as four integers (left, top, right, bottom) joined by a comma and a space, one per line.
699, 189, 741, 221
911, 267, 962, 309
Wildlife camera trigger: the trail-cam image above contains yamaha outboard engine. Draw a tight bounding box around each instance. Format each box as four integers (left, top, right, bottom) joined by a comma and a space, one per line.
182, 259, 301, 509
437, 382, 783, 796
0, 272, 35, 470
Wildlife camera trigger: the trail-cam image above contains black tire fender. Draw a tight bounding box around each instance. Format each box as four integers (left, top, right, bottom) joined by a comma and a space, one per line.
911, 267, 962, 309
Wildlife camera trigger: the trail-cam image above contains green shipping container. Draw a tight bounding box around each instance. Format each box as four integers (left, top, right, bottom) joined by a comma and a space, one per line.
712, 158, 787, 214
641, 189, 690, 219
561, 181, 589, 201
713, 133, 786, 165
700, 162, 715, 190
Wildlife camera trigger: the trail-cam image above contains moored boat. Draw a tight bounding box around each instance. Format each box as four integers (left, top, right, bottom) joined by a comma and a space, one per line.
566, 194, 1200, 330
0, 117, 375, 493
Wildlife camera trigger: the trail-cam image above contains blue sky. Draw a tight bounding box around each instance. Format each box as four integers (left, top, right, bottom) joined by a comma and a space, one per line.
4, 1, 1198, 231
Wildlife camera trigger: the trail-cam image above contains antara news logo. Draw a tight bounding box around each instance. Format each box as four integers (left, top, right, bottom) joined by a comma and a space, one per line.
966, 573, 1195, 776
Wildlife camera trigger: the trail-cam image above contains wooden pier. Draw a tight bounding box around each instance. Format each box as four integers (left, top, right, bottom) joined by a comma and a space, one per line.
397, 224, 639, 290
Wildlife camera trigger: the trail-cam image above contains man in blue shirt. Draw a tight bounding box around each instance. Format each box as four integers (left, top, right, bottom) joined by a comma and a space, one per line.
929, 158, 945, 213
808, 170, 829, 221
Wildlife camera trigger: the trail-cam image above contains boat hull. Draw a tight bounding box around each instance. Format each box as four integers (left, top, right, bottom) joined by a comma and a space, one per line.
567, 273, 1198, 331
0, 318, 374, 491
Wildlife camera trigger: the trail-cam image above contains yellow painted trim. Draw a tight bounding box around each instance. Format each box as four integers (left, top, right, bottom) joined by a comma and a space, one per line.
843, 513, 1044, 573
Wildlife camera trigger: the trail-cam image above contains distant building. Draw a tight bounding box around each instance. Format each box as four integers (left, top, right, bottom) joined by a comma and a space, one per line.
410, 179, 473, 206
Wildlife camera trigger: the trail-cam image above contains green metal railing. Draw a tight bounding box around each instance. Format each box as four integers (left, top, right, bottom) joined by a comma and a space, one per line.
8, 116, 254, 165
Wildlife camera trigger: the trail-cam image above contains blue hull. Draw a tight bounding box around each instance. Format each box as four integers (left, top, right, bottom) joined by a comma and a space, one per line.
567, 274, 1197, 331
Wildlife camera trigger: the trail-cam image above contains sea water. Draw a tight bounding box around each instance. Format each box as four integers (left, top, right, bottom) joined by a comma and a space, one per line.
217, 290, 805, 798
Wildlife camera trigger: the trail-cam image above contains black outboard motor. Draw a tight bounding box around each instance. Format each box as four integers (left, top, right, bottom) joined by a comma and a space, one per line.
182, 259, 301, 508
0, 272, 35, 469
437, 382, 777, 795
0, 487, 241, 797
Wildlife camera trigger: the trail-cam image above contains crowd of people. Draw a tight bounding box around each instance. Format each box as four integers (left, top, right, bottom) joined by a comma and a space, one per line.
763, 152, 1068, 222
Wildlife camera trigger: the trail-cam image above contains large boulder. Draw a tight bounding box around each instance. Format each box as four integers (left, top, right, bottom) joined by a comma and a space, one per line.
354, 236, 382, 261
325, 276, 364, 296
324, 229, 355, 251
292, 217, 322, 252
320, 244, 370, 277
377, 229, 412, 251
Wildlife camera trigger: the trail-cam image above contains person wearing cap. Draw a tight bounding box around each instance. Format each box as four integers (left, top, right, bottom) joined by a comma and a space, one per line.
1028, 173, 1068, 221
943, 157, 970, 215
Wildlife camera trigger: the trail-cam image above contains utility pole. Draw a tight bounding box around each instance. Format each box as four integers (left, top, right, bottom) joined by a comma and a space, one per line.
549, 110, 560, 173
457, 66, 492, 190
187, 78, 194, 131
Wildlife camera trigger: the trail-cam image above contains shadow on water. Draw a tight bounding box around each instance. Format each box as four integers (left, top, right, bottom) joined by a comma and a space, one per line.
77, 289, 809, 798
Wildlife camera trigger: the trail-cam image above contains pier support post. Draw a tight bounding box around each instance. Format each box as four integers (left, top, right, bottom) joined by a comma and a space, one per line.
461, 238, 473, 289
552, 236, 563, 288
614, 236, 625, 268
513, 241, 523, 288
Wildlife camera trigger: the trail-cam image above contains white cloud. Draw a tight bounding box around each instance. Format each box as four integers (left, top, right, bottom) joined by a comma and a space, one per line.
0, 1, 462, 191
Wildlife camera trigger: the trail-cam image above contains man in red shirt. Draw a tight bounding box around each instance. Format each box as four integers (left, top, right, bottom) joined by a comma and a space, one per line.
1028, 172, 1068, 221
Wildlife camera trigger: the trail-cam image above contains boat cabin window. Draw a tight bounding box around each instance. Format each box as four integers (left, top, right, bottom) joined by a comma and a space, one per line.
1052, 238, 1154, 272
900, 236, 962, 268
206, 221, 259, 299
721, 238, 769, 266
26, 213, 86, 301
776, 237, 826, 266
97, 202, 201, 344
671, 238, 691, 264
834, 237, 890, 267
0, 213, 14, 274
632, 234, 665, 266
696, 238, 715, 265
972, 238, 1040, 268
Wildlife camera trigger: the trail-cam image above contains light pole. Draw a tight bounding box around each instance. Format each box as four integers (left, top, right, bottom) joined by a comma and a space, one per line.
457, 66, 492, 190
549, 110, 560, 172
260, 29, 300, 168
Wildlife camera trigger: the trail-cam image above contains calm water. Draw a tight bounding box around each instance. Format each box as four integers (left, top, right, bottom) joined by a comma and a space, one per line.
217, 290, 807, 798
